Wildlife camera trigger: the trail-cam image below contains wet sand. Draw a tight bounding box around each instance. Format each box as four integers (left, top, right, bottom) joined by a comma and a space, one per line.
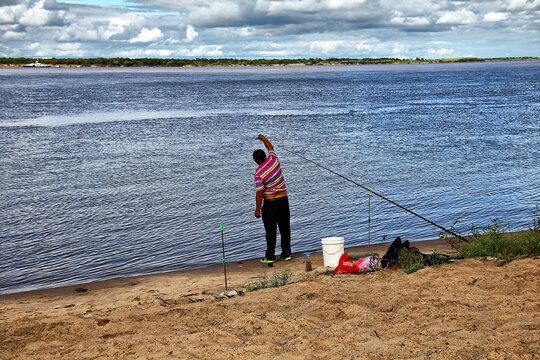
1, 238, 538, 359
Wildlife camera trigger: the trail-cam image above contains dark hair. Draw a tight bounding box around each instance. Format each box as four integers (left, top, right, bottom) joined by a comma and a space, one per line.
253, 149, 267, 165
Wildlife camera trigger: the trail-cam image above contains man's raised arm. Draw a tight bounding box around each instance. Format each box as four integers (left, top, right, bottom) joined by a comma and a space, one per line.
257, 134, 274, 151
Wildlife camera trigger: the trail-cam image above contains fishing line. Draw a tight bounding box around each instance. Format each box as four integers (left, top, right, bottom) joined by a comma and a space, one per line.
277, 145, 469, 243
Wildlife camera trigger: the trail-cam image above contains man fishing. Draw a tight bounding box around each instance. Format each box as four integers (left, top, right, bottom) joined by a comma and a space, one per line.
253, 134, 292, 264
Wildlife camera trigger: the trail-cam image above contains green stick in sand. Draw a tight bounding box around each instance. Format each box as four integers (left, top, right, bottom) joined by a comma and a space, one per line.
368, 188, 371, 249
220, 224, 228, 291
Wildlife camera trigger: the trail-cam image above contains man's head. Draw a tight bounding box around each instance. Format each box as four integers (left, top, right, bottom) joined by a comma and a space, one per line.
253, 149, 267, 165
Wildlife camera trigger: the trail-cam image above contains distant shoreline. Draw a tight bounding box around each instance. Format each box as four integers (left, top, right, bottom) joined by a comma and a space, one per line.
0, 56, 538, 68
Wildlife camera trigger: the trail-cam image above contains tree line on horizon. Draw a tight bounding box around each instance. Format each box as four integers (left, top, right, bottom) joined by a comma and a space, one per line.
0, 56, 537, 67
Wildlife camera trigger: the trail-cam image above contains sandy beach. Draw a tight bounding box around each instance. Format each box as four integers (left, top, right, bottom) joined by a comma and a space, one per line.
1, 239, 538, 359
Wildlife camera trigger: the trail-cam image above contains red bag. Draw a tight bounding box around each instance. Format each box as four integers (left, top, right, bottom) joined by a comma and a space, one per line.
333, 253, 378, 274
333, 253, 355, 274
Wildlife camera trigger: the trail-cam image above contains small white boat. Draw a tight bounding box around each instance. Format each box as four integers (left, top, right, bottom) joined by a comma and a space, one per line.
23, 61, 51, 68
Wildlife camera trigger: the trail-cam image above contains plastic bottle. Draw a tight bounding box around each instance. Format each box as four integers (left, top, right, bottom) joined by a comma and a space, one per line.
305, 252, 312, 271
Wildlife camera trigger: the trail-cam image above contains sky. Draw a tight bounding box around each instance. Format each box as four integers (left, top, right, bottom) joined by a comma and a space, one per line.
0, 0, 539, 59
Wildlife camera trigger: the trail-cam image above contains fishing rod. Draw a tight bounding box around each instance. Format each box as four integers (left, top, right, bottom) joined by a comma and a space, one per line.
278, 145, 469, 243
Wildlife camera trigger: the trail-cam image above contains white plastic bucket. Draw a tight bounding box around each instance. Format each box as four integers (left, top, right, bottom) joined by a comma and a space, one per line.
321, 237, 345, 267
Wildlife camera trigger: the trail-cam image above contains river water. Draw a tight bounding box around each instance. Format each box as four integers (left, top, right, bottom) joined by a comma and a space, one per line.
1, 61, 539, 294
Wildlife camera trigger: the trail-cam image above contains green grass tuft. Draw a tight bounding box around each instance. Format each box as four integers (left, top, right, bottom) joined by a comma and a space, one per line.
444, 207, 540, 262
319, 268, 335, 276
398, 248, 425, 274
458, 218, 540, 261
246, 268, 292, 292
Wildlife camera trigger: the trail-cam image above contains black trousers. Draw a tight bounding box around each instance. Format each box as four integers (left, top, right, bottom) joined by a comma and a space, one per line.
262, 196, 291, 260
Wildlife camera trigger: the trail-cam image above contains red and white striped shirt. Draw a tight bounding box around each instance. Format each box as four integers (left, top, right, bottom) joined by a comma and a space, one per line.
254, 151, 286, 195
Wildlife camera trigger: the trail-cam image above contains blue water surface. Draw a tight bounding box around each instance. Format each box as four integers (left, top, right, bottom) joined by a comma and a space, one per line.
1, 61, 539, 294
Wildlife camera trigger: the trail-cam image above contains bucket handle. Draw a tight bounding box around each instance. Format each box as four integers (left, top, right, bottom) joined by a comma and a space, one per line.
322, 246, 344, 256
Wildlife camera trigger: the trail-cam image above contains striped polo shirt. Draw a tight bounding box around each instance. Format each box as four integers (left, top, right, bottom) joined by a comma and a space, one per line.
254, 150, 287, 195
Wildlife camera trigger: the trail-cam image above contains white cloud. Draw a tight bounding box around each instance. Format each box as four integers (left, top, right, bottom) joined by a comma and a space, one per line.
185, 24, 197, 42
392, 42, 408, 58
25, 41, 86, 57
116, 49, 144, 57
116, 48, 172, 58
129, 27, 163, 43
309, 40, 345, 54
503, 0, 540, 11
483, 12, 508, 22
26, 41, 47, 56
179, 45, 223, 57
436, 10, 477, 25
0, 24, 19, 31
104, 18, 130, 39
3, 30, 24, 40
355, 41, 373, 52
325, 0, 366, 10
57, 42, 80, 51
18, 0, 65, 26
309, 39, 413, 57
238, 27, 255, 37
390, 15, 431, 27
354, 39, 390, 54
145, 49, 173, 57
55, 42, 85, 56
188, 1, 243, 27
427, 47, 454, 57
55, 21, 100, 41
256, 49, 294, 56
267, 0, 317, 14
0, 7, 16, 24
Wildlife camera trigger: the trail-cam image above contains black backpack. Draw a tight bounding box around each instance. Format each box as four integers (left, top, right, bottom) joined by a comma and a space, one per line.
381, 236, 450, 268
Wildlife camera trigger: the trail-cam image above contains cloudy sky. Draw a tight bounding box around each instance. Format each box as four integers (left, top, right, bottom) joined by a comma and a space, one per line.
0, 0, 539, 59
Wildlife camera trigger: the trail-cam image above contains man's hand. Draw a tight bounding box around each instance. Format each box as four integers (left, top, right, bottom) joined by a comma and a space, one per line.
254, 209, 261, 218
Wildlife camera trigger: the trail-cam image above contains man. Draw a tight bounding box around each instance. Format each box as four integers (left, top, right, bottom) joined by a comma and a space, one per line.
253, 134, 291, 264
